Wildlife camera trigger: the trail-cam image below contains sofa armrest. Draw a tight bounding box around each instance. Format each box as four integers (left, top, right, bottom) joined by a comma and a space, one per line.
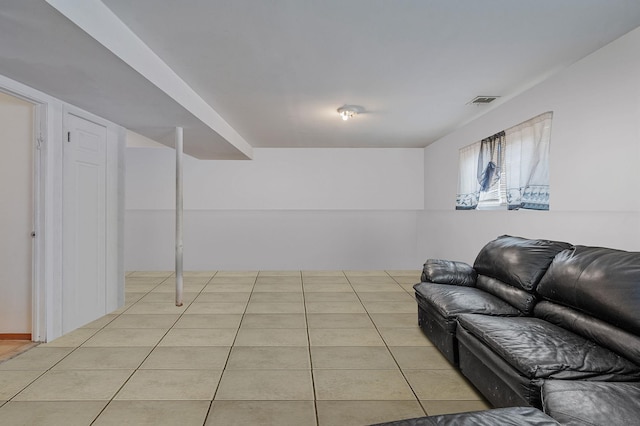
421, 259, 477, 287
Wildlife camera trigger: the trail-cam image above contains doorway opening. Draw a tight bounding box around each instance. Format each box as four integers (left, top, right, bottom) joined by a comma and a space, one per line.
0, 90, 43, 342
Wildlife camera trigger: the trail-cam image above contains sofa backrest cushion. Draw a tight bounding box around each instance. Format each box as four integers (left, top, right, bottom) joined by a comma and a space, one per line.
537, 245, 640, 336
473, 235, 572, 292
535, 301, 640, 366
476, 275, 537, 314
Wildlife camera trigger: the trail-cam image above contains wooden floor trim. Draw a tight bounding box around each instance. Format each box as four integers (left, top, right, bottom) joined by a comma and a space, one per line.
0, 333, 32, 340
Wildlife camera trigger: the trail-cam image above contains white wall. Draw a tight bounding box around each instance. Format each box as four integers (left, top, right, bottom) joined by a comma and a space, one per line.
126, 148, 424, 210
419, 27, 640, 264
125, 147, 424, 270
126, 28, 640, 271
0, 92, 33, 334
126, 210, 419, 270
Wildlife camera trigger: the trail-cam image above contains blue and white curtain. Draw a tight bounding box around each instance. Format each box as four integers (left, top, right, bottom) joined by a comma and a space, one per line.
456, 132, 504, 210
477, 132, 505, 192
505, 112, 552, 210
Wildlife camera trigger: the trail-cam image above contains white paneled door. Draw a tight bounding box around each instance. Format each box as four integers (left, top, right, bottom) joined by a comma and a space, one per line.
63, 114, 107, 333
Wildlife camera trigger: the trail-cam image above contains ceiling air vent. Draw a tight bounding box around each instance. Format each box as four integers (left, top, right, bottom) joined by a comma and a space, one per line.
468, 96, 500, 105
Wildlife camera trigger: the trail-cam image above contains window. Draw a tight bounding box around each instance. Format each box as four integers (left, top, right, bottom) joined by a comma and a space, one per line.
456, 112, 552, 211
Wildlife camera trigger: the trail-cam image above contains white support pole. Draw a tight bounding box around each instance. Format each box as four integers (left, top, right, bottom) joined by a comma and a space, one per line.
175, 127, 184, 306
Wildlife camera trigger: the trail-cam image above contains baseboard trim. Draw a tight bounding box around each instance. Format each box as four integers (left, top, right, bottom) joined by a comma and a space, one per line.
0, 333, 32, 340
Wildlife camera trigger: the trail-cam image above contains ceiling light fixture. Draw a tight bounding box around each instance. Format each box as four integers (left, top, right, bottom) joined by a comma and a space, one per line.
337, 105, 363, 121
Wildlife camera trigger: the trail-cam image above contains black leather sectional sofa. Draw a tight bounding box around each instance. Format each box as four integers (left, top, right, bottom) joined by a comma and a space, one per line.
400, 235, 640, 424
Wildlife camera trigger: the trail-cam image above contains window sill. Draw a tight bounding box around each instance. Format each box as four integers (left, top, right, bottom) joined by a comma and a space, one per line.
476, 204, 507, 211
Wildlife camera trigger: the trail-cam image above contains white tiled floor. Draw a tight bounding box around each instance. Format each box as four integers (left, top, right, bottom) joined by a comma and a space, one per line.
0, 270, 489, 425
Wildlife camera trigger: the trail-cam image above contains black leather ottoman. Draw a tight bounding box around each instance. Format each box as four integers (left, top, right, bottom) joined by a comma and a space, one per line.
370, 407, 559, 425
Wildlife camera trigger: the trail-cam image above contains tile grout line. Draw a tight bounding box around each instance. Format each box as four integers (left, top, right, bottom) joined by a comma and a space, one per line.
383, 271, 429, 415
90, 273, 191, 424
90, 271, 214, 425
343, 271, 428, 416
201, 269, 227, 426
204, 270, 259, 424
302, 270, 321, 426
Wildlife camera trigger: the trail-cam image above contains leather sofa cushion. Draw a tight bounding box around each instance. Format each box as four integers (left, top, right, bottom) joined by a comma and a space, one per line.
542, 380, 640, 426
372, 407, 559, 426
414, 283, 521, 319
475, 275, 537, 314
473, 235, 571, 292
537, 245, 640, 336
535, 301, 640, 366
457, 314, 640, 380
421, 259, 476, 286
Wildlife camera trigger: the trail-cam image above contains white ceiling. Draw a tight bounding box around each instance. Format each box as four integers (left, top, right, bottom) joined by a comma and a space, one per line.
2, 1, 640, 156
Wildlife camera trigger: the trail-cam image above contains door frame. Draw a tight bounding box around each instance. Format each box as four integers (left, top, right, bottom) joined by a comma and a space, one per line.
0, 82, 51, 342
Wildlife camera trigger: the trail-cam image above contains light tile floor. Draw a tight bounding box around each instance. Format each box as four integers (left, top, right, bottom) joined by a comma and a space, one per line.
0, 270, 490, 425
0, 341, 38, 361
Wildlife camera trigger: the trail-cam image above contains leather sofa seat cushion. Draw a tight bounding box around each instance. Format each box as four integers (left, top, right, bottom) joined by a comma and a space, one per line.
542, 380, 640, 426
457, 314, 640, 380
473, 235, 572, 292
371, 407, 559, 426
414, 283, 521, 321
